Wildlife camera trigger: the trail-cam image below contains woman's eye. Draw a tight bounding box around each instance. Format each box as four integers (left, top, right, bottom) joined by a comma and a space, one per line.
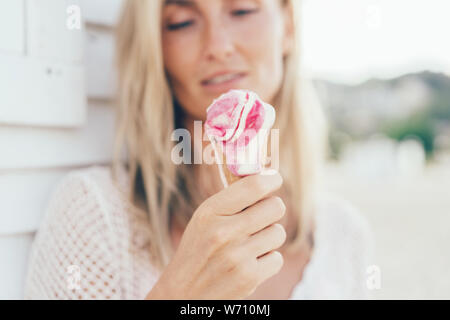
167, 20, 194, 31
232, 8, 258, 16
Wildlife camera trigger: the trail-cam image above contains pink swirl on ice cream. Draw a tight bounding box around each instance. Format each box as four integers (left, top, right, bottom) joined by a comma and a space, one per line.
205, 89, 275, 177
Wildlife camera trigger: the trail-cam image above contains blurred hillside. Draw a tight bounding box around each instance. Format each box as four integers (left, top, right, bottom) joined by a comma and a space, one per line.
314, 71, 450, 160
316, 71, 450, 298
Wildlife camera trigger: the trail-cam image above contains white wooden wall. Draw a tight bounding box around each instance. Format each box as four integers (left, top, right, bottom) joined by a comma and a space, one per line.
0, 0, 124, 299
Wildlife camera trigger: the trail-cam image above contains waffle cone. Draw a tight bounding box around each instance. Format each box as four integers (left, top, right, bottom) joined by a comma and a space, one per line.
221, 162, 242, 186
209, 139, 242, 188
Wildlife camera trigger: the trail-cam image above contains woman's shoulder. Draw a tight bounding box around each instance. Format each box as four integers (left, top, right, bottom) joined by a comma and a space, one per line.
62, 163, 129, 194
25, 164, 136, 299
56, 164, 132, 207
300, 193, 375, 299
42, 163, 139, 232
314, 192, 374, 248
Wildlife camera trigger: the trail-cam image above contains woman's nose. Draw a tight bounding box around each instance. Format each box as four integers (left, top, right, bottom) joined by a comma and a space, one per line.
203, 21, 235, 62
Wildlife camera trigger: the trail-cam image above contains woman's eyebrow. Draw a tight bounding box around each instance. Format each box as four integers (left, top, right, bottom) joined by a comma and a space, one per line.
164, 0, 196, 7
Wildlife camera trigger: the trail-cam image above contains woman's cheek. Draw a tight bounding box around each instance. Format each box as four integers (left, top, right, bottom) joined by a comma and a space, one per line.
234, 9, 281, 48
239, 15, 283, 87
232, 17, 264, 50
163, 36, 198, 84
163, 24, 201, 57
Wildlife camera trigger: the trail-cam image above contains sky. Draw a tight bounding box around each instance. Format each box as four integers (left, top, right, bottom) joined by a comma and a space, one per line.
301, 0, 450, 84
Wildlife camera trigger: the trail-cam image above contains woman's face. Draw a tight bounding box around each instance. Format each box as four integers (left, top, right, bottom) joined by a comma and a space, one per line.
162, 0, 293, 121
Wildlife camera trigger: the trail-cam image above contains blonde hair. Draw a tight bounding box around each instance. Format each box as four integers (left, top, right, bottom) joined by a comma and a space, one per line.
113, 0, 327, 272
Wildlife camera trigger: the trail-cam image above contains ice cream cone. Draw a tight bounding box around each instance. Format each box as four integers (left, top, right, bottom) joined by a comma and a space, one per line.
205, 89, 276, 189
209, 138, 242, 188
221, 161, 242, 187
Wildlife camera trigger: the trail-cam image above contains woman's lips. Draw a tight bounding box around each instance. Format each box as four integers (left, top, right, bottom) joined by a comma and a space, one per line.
201, 73, 247, 93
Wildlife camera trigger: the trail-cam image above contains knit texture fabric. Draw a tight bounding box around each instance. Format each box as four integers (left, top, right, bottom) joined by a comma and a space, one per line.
24, 165, 374, 300
24, 165, 159, 299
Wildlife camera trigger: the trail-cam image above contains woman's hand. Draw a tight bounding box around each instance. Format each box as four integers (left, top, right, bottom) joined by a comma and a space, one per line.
146, 172, 286, 300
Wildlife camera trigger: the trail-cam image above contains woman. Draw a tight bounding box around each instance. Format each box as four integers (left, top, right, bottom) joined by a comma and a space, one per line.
24, 0, 373, 299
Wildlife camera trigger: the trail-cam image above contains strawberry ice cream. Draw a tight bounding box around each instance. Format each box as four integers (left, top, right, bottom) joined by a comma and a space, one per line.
205, 89, 276, 187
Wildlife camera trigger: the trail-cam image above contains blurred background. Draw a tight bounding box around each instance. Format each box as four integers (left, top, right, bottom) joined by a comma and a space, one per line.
0, 0, 448, 299
302, 0, 450, 299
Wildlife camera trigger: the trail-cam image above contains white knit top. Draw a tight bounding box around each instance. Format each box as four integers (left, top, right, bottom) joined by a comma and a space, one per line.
24, 165, 374, 300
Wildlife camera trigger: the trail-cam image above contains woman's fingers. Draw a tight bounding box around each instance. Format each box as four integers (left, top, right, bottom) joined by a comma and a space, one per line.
195, 192, 286, 249
238, 196, 286, 236
244, 223, 287, 258
256, 250, 284, 282
199, 172, 283, 216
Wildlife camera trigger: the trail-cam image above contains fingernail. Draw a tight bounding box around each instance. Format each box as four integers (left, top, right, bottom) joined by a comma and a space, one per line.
261, 169, 279, 176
